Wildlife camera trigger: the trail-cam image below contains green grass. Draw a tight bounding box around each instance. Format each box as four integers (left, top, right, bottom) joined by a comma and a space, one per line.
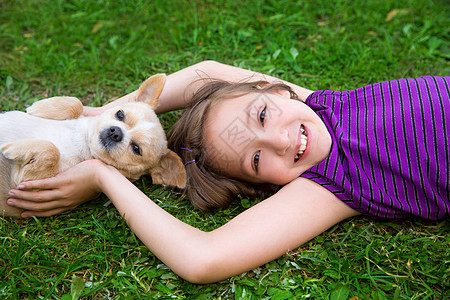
0, 0, 449, 298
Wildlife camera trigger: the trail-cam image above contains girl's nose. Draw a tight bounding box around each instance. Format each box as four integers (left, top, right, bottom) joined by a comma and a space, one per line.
261, 127, 290, 156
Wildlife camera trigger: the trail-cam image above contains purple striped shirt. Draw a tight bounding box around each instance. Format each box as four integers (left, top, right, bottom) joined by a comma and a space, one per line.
301, 76, 449, 220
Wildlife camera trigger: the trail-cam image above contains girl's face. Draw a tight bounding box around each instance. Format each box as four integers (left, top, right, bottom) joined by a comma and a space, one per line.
204, 90, 332, 185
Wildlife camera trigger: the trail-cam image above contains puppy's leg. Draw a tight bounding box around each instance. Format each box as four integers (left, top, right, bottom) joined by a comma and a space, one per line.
0, 139, 60, 186
0, 155, 19, 217
26, 96, 83, 120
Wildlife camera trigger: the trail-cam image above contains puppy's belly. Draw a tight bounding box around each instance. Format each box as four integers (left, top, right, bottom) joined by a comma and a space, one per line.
0, 155, 22, 217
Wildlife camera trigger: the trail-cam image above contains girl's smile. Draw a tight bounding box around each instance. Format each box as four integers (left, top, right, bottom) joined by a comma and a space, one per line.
294, 124, 309, 163
204, 89, 332, 185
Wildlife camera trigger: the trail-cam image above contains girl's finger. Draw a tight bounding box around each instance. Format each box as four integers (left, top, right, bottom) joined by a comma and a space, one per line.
7, 197, 64, 211
8, 188, 63, 202
16, 177, 61, 191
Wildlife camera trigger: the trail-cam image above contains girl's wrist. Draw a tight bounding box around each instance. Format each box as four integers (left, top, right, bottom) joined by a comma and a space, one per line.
93, 162, 121, 192
86, 160, 108, 192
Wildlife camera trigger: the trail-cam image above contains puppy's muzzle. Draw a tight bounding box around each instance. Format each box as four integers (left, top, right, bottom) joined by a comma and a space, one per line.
100, 126, 123, 151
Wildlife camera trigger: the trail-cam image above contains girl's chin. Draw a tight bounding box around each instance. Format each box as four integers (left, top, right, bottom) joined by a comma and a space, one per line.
278, 174, 302, 186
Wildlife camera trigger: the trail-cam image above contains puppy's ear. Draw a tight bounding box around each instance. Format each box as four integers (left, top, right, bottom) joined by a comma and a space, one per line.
135, 74, 166, 109
150, 150, 186, 189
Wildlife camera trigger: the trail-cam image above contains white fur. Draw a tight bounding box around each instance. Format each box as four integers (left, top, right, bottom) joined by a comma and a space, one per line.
0, 111, 94, 170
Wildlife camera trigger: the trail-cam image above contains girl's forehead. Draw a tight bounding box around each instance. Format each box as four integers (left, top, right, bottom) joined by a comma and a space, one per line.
203, 96, 256, 179
212, 92, 273, 113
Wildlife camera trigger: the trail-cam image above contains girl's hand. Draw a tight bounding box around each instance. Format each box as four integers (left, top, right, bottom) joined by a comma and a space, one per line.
6, 159, 106, 218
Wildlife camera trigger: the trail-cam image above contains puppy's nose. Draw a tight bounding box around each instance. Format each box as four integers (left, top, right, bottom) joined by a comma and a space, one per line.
108, 126, 123, 142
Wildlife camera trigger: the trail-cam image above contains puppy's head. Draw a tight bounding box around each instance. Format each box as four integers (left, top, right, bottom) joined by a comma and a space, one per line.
90, 74, 186, 188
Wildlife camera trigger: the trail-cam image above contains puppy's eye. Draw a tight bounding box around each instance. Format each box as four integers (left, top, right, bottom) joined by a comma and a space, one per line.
115, 110, 125, 121
131, 143, 141, 156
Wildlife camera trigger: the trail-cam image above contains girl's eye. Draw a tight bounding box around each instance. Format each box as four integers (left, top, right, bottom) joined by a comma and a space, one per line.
253, 151, 260, 171
259, 106, 266, 126
115, 110, 125, 121
131, 143, 142, 156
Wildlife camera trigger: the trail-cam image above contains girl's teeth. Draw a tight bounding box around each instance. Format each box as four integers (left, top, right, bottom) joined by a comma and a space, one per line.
300, 135, 307, 149
295, 126, 308, 162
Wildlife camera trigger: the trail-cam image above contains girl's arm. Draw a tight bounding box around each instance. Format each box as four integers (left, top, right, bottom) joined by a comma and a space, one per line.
95, 163, 358, 283
84, 60, 314, 116
10, 159, 358, 283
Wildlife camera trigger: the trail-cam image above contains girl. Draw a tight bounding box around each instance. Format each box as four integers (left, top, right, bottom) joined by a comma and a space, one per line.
6, 60, 449, 283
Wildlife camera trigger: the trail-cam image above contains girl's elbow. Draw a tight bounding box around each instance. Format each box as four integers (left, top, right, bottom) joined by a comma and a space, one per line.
182, 272, 223, 285
176, 254, 226, 284
181, 269, 213, 284
198, 59, 218, 65
195, 60, 220, 70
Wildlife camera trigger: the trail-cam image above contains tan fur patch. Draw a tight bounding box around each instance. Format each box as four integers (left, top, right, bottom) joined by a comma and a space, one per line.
0, 155, 21, 217
124, 108, 139, 128
0, 140, 60, 217
135, 74, 165, 109
150, 150, 186, 188
26, 97, 83, 120
1, 139, 60, 186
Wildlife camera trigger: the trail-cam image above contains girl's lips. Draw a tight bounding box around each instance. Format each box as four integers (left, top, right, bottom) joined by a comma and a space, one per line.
294, 124, 309, 163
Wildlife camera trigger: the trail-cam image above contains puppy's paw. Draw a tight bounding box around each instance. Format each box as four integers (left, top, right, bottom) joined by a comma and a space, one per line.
0, 142, 25, 162
1, 140, 60, 184
27, 96, 83, 120
0, 140, 59, 165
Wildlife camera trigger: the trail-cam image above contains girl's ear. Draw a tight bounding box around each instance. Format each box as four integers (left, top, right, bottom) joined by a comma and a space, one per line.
135, 74, 167, 109
266, 88, 291, 99
256, 84, 292, 99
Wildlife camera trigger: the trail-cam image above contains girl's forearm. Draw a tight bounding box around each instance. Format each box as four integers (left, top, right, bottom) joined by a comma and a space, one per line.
83, 61, 214, 115
96, 165, 212, 283
97, 166, 270, 284
84, 60, 314, 116
156, 60, 314, 112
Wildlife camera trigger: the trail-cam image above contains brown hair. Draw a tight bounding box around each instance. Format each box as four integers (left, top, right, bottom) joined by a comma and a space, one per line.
168, 79, 299, 211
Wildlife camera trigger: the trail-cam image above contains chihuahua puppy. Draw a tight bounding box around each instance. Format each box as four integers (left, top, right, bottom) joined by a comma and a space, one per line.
0, 74, 186, 217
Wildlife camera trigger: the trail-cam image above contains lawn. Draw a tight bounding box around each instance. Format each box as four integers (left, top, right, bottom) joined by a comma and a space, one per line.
0, 0, 449, 299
